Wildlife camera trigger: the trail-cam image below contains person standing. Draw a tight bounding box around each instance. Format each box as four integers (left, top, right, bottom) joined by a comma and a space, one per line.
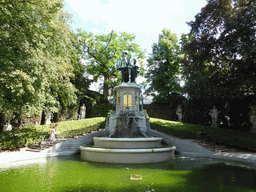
49, 123, 57, 144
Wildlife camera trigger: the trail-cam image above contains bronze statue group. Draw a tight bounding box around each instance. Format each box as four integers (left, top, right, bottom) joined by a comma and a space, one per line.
114, 51, 139, 83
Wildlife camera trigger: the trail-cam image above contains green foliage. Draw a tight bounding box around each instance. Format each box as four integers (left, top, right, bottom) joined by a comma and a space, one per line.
150, 118, 256, 151
77, 30, 145, 100
78, 89, 111, 118
143, 109, 149, 118
146, 29, 182, 99
182, 0, 256, 98
0, 0, 79, 123
0, 128, 48, 151
34, 117, 105, 136
0, 117, 105, 150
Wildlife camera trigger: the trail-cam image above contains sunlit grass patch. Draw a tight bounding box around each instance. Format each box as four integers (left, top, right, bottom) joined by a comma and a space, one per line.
0, 117, 105, 151
150, 118, 256, 152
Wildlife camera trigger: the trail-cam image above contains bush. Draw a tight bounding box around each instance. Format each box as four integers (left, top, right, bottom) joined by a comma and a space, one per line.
0, 117, 105, 151
0, 128, 48, 151
150, 118, 256, 152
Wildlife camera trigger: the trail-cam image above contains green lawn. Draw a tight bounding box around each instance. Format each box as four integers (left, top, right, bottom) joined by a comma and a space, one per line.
150, 118, 256, 152
0, 117, 105, 151
1, 117, 256, 152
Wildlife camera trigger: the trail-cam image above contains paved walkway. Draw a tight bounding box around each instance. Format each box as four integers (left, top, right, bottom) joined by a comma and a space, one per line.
1, 129, 256, 167
0, 130, 105, 166
150, 129, 256, 166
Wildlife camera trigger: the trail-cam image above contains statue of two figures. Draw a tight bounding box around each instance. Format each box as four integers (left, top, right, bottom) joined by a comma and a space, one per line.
210, 106, 218, 127
114, 51, 139, 83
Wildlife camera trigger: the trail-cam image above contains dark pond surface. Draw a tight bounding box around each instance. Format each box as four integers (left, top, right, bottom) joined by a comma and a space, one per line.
1, 155, 256, 192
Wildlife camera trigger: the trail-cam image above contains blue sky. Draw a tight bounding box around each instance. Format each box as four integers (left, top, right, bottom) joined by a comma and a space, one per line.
63, 0, 207, 92
63, 0, 207, 56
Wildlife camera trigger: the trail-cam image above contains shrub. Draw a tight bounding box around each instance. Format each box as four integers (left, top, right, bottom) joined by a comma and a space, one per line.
150, 118, 256, 152
0, 117, 105, 151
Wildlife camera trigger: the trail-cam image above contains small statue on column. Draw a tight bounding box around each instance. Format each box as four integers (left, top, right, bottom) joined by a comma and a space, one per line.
249, 106, 256, 133
80, 104, 86, 119
45, 110, 51, 125
209, 106, 218, 127
176, 105, 183, 122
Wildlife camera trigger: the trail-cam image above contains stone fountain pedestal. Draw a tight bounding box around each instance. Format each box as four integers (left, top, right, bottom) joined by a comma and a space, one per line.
80, 137, 176, 163
80, 83, 176, 163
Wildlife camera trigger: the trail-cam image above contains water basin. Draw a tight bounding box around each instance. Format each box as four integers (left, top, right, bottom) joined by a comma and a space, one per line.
1, 155, 256, 192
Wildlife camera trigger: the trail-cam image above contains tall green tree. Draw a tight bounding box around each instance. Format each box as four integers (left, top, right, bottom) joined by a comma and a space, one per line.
182, 0, 256, 99
0, 0, 78, 126
145, 29, 182, 103
180, 0, 256, 127
77, 30, 145, 100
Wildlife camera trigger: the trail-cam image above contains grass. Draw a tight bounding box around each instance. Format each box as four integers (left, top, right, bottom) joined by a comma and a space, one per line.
1, 116, 256, 152
34, 117, 106, 138
150, 118, 256, 152
0, 117, 105, 151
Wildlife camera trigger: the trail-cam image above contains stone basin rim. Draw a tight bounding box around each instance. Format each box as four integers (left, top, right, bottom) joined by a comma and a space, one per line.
93, 137, 163, 142
80, 146, 176, 153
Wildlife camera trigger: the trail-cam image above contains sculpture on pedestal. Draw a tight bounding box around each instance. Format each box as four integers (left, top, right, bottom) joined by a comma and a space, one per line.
176, 105, 182, 122
80, 104, 86, 119
45, 111, 51, 125
80, 50, 176, 163
249, 106, 256, 133
114, 51, 139, 83
209, 106, 218, 127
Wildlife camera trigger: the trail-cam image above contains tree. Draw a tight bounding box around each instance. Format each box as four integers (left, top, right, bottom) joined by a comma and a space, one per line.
0, 0, 78, 127
145, 29, 182, 103
182, 0, 256, 98
181, 0, 256, 128
77, 30, 145, 100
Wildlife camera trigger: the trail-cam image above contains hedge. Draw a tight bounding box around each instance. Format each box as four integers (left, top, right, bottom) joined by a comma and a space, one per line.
150, 118, 256, 152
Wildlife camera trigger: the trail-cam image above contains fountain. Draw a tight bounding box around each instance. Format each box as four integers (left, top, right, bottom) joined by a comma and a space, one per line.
80, 52, 176, 163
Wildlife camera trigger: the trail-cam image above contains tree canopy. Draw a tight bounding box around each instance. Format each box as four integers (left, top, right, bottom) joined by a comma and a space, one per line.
182, 0, 256, 99
0, 0, 80, 124
77, 30, 145, 100
145, 29, 182, 103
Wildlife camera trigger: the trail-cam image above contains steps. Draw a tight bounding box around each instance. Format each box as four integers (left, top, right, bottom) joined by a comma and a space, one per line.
25, 130, 105, 153
187, 138, 242, 153
26, 138, 67, 152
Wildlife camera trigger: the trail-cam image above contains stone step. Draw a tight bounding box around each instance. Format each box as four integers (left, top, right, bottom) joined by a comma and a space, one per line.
26, 139, 65, 152
26, 148, 42, 152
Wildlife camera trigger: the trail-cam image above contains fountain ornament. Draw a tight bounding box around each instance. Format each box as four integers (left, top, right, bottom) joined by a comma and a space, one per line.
80, 51, 176, 163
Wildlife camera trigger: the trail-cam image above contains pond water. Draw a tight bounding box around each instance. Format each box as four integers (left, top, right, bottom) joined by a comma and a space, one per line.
1, 155, 256, 192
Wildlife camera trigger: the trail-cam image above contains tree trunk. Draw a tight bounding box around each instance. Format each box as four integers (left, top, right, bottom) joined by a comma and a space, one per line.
103, 75, 109, 100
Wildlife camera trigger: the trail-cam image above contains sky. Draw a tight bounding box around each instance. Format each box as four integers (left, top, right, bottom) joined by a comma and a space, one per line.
63, 0, 207, 55
63, 0, 207, 92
